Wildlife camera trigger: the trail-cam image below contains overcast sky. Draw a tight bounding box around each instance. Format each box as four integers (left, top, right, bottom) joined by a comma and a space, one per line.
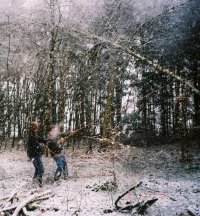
0, 0, 100, 11
0, 0, 188, 27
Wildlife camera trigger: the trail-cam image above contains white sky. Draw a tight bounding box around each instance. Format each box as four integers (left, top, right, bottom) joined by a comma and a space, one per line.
22, 0, 38, 8
0, 0, 98, 10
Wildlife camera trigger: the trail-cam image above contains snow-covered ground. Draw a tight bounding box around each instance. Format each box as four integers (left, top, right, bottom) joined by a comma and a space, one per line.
0, 143, 199, 216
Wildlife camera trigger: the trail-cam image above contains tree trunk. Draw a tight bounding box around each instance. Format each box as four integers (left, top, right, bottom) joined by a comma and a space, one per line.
193, 60, 200, 126
102, 71, 115, 138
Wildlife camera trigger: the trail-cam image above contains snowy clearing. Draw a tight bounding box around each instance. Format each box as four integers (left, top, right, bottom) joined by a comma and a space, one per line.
0, 143, 199, 216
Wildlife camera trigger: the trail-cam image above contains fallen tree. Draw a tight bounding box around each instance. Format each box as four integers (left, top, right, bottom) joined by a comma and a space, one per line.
0, 189, 54, 216
104, 182, 158, 215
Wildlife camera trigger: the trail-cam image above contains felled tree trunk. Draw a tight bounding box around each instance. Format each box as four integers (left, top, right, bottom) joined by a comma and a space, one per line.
12, 190, 52, 216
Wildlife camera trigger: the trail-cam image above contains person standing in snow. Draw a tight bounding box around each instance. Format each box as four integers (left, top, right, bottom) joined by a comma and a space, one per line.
26, 121, 47, 187
47, 124, 69, 181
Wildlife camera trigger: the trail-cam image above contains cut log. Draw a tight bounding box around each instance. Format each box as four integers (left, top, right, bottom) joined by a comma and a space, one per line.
12, 190, 52, 216
7, 182, 27, 202
0, 204, 18, 212
0, 192, 54, 214
22, 207, 30, 216
2, 182, 27, 209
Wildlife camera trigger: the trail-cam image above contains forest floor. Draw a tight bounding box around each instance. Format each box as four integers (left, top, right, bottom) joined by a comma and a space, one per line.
0, 142, 199, 216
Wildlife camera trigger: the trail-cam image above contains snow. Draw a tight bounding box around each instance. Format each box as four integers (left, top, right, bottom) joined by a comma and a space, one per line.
0, 143, 199, 216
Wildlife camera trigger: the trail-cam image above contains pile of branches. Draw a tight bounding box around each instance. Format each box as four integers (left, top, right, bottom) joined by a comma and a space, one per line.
0, 183, 54, 216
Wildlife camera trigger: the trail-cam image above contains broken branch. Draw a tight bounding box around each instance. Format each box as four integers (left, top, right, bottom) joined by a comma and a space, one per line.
12, 190, 52, 216
115, 181, 142, 212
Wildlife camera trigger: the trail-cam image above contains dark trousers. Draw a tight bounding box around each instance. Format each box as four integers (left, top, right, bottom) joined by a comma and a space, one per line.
32, 156, 44, 184
53, 155, 68, 180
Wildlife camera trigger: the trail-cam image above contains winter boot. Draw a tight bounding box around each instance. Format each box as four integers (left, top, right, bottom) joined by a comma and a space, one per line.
37, 176, 43, 187
54, 167, 62, 181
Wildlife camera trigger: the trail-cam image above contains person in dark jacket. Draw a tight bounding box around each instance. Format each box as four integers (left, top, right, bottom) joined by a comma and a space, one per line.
27, 122, 46, 187
47, 124, 69, 181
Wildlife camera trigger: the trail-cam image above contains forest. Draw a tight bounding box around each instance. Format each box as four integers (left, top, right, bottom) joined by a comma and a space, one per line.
0, 0, 200, 216
0, 0, 200, 147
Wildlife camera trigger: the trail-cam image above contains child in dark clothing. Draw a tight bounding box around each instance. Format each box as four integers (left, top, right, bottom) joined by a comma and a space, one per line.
47, 125, 69, 181
27, 122, 46, 187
